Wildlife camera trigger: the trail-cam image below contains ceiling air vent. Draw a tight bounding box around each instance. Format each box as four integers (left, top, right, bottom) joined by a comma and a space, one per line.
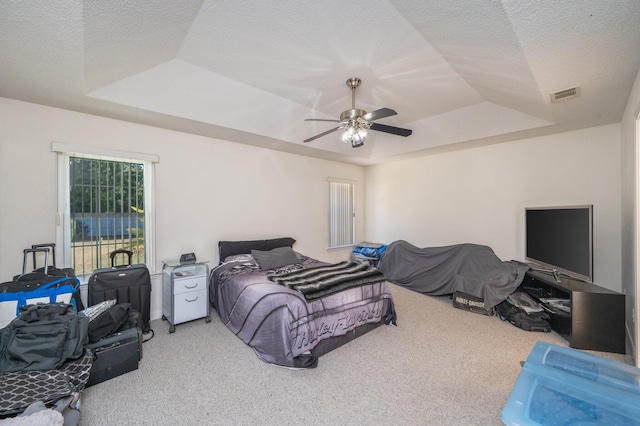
550, 86, 581, 103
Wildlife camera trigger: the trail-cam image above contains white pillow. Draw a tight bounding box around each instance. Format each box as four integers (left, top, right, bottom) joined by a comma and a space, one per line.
223, 253, 256, 264
80, 299, 117, 322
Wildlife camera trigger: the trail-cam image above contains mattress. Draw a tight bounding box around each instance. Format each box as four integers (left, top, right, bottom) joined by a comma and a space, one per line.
209, 252, 396, 368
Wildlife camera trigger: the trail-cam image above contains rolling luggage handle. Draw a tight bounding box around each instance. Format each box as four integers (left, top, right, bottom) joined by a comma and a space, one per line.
21, 248, 50, 276
30, 243, 58, 270
110, 249, 134, 268
23, 243, 83, 311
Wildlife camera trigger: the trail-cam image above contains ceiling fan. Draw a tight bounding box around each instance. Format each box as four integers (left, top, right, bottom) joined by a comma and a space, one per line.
304, 77, 412, 148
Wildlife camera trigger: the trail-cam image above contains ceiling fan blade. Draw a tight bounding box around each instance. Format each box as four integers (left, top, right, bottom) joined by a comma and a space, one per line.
304, 126, 341, 143
362, 107, 397, 122
370, 122, 412, 137
304, 118, 341, 122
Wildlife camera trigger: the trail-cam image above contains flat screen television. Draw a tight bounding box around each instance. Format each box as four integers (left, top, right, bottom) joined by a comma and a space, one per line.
525, 205, 593, 282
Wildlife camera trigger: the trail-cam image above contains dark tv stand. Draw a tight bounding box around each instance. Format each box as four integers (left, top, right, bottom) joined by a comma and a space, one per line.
521, 270, 625, 354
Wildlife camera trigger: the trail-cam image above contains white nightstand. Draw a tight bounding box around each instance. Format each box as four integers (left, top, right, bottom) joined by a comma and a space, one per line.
161, 259, 211, 333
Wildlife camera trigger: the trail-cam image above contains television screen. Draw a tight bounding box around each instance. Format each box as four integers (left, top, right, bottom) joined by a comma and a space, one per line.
525, 205, 593, 282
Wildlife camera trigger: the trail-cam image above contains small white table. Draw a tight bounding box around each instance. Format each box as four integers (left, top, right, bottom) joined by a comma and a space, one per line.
161, 259, 210, 333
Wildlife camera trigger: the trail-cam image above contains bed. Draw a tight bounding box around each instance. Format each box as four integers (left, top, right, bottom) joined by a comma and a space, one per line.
209, 238, 397, 369
377, 240, 530, 310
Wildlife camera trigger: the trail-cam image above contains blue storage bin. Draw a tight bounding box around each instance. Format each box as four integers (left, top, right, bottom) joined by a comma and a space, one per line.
502, 341, 640, 425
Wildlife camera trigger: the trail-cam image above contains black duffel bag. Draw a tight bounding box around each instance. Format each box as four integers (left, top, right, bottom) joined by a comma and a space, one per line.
497, 300, 552, 333
87, 302, 132, 343
0, 302, 89, 373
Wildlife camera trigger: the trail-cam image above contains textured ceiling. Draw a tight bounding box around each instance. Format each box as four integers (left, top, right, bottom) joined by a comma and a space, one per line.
1, 0, 639, 165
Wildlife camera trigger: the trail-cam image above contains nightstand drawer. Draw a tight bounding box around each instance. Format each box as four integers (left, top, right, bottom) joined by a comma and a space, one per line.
173, 289, 207, 324
173, 276, 206, 295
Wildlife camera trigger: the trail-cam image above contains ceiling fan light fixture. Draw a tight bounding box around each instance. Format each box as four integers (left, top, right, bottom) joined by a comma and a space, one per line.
303, 77, 411, 145
341, 120, 368, 148
341, 124, 355, 143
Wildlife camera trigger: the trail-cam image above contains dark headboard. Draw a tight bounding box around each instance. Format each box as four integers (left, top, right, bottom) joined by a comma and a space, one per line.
218, 237, 296, 262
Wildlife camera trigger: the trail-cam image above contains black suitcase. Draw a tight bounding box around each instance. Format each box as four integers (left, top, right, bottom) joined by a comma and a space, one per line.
88, 249, 152, 335
13, 244, 84, 310
85, 327, 142, 387
0, 248, 81, 326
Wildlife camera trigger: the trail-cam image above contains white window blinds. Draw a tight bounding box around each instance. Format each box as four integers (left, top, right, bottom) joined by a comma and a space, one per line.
328, 179, 355, 248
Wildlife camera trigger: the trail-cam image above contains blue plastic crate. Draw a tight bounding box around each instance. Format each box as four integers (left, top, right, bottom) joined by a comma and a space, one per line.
502, 341, 640, 425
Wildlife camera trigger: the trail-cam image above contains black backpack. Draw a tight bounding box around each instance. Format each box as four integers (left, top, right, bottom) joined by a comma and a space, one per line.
497, 300, 552, 333
0, 302, 89, 373
87, 303, 132, 343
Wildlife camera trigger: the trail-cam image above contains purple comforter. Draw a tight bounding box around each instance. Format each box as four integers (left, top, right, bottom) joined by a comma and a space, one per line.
209, 254, 396, 368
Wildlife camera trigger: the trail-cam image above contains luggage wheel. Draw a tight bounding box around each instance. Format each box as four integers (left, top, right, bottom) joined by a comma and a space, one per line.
169, 325, 176, 333
205, 316, 211, 323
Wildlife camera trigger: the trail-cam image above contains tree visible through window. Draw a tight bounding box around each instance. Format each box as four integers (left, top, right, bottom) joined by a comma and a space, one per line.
68, 156, 146, 276
55, 143, 156, 279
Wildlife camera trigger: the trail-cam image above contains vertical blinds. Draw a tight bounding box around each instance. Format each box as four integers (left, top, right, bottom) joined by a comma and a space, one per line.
329, 180, 355, 248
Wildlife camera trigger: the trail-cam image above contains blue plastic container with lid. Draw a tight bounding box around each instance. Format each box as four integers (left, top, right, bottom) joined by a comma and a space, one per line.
502, 341, 640, 425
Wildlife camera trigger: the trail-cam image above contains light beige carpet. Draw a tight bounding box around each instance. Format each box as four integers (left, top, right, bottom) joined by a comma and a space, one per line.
81, 283, 632, 425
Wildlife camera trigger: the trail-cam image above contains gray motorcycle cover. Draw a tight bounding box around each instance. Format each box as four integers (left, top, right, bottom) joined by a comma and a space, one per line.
377, 240, 530, 310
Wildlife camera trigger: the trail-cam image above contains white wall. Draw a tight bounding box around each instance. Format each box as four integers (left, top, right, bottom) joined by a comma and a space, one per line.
0, 97, 365, 320
365, 124, 622, 292
0, 96, 629, 336
620, 66, 640, 364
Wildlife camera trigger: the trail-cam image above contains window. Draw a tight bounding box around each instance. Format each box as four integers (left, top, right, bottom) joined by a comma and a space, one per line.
54, 143, 157, 279
328, 179, 355, 248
